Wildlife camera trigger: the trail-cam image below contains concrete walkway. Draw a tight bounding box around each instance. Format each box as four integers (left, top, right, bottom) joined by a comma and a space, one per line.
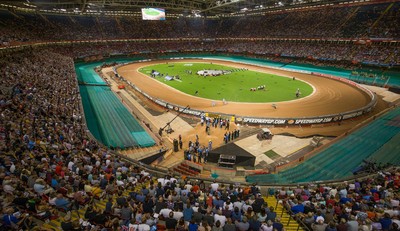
363, 85, 400, 103
234, 134, 313, 165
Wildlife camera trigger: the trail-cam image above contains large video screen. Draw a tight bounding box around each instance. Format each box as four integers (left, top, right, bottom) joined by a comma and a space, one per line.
141, 8, 166, 20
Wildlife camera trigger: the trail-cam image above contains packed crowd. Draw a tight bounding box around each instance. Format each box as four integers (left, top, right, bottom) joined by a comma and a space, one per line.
213, 41, 399, 65
42, 42, 205, 59
0, 48, 84, 154
38, 40, 399, 66
1, 2, 399, 67
0, 48, 93, 229
1, 2, 400, 45
278, 171, 400, 231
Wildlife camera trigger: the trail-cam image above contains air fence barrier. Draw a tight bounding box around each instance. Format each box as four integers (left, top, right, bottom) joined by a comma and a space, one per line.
114, 57, 378, 126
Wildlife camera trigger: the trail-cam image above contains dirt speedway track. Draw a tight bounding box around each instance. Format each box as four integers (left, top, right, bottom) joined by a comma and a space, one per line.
117, 59, 372, 118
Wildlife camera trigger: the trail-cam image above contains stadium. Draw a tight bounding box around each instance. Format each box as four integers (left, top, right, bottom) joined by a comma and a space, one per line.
0, 0, 400, 230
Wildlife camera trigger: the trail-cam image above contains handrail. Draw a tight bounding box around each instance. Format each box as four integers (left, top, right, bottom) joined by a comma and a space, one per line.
280, 197, 312, 231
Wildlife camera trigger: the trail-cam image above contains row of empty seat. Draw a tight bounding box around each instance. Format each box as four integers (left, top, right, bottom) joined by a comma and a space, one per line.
75, 64, 108, 85
80, 85, 155, 148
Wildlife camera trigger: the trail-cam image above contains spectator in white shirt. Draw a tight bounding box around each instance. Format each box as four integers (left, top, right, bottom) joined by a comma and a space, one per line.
214, 209, 227, 227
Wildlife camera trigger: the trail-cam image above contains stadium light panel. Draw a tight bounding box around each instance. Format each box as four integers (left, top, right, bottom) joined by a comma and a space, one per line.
141, 8, 166, 20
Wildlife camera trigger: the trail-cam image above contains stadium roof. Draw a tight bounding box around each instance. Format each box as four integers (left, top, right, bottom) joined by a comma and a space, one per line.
0, 0, 391, 17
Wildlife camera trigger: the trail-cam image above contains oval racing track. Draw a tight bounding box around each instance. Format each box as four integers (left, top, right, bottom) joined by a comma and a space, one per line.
116, 59, 372, 118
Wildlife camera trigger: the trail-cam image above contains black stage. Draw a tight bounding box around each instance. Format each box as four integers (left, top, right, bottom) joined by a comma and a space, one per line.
208, 143, 256, 167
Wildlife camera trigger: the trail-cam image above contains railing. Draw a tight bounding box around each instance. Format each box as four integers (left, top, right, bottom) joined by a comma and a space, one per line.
276, 197, 312, 231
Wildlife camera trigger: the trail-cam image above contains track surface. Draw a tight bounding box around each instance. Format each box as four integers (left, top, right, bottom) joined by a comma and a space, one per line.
117, 59, 372, 118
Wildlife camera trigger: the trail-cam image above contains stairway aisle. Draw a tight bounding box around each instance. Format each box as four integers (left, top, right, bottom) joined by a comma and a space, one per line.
264, 196, 304, 231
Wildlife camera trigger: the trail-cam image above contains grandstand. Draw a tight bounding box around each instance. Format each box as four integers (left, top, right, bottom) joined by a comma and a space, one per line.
0, 0, 400, 231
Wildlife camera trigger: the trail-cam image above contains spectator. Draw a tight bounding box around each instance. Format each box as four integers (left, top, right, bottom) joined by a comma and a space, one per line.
212, 220, 223, 231
214, 209, 227, 227
223, 218, 236, 231
54, 194, 71, 211
273, 217, 285, 231
188, 218, 199, 231
261, 220, 274, 231
326, 221, 338, 231
381, 213, 393, 231
347, 215, 359, 231
165, 211, 178, 230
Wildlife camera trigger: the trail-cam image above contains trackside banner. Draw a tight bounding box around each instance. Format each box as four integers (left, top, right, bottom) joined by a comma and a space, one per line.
238, 116, 342, 125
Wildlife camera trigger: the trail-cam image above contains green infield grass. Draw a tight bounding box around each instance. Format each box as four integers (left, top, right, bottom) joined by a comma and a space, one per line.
138, 62, 313, 103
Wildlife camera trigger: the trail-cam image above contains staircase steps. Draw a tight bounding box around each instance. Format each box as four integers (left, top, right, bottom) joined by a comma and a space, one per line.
264, 196, 305, 231
173, 166, 198, 177
172, 162, 202, 177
